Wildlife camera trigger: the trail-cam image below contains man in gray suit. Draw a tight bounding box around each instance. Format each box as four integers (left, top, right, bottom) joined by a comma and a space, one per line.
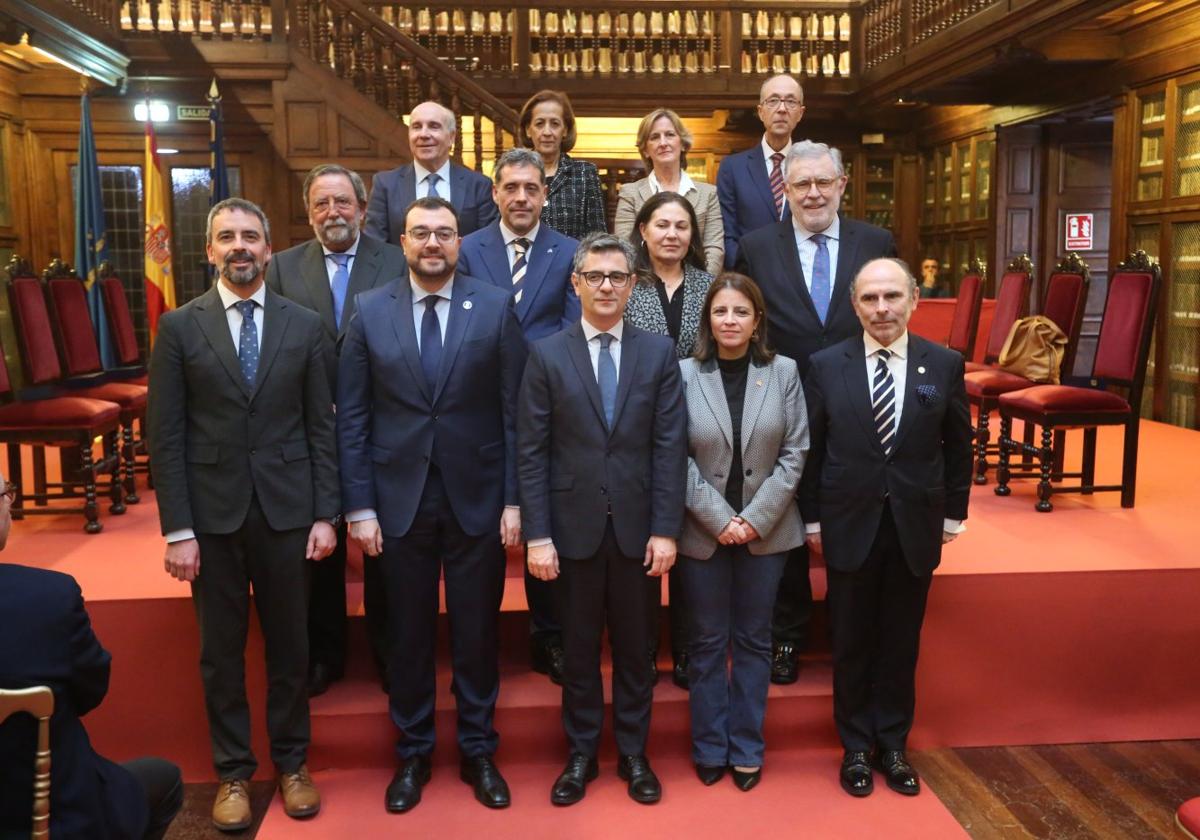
265, 164, 407, 696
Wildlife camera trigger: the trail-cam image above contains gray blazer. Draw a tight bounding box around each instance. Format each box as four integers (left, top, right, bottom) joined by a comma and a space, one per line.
678, 354, 809, 559
614, 177, 725, 276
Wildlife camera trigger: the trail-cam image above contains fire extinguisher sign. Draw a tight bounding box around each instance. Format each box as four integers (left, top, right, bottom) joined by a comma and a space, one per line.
1065, 213, 1094, 250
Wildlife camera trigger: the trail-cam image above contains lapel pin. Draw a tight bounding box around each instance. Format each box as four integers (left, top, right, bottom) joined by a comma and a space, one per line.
756, 379, 763, 387
463, 300, 473, 310
917, 365, 926, 374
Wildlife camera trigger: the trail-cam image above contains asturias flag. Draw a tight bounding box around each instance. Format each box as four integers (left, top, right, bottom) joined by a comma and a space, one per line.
75, 91, 114, 369
143, 116, 175, 347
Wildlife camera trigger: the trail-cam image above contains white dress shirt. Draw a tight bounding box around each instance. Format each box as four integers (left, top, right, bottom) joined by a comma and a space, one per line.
500, 221, 541, 271
413, 160, 452, 202
648, 170, 696, 197
410, 276, 453, 349
321, 233, 359, 288
793, 214, 841, 297
580, 316, 624, 382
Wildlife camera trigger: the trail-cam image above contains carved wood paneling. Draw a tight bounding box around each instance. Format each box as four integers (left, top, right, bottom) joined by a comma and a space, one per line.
285, 102, 327, 156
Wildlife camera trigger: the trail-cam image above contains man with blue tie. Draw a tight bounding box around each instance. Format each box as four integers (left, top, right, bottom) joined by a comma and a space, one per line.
365, 101, 498, 245
734, 140, 896, 687
337, 196, 526, 814
458, 147, 579, 685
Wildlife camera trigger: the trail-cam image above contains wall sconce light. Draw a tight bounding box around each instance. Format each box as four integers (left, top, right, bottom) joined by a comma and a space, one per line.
134, 101, 170, 122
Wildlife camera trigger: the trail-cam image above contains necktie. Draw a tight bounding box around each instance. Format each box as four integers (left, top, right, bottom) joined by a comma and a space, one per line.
235, 299, 258, 388
426, 172, 442, 199
511, 237, 531, 303
420, 295, 442, 393
598, 333, 617, 428
329, 252, 350, 328
769, 152, 785, 219
872, 349, 896, 455
810, 233, 831, 324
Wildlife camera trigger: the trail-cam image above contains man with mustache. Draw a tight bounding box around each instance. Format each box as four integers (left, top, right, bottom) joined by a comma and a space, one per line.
148, 197, 340, 831
266, 164, 407, 697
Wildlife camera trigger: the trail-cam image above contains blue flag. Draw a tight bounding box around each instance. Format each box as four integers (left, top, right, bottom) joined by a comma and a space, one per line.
75, 92, 114, 369
209, 79, 230, 206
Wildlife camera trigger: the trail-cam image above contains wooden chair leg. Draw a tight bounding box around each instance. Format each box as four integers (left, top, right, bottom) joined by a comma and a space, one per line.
105, 432, 125, 516
1035, 423, 1055, 512
1051, 430, 1067, 480
6, 443, 24, 520
33, 446, 47, 506
995, 413, 1013, 496
121, 422, 139, 504
1081, 428, 1097, 494
1121, 417, 1140, 508
80, 439, 101, 534
1020, 420, 1035, 467
973, 401, 991, 485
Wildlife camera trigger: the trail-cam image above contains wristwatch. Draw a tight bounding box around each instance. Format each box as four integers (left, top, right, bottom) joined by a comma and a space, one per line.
320, 514, 344, 529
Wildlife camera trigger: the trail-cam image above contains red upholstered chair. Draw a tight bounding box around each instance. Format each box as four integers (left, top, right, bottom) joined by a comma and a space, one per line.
966, 253, 1090, 484
946, 260, 983, 360
994, 251, 1160, 511
98, 262, 147, 382
963, 254, 1033, 374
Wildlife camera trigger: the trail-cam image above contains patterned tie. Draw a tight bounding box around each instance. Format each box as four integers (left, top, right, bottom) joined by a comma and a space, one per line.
235, 299, 259, 388
810, 233, 831, 324
328, 252, 350, 328
597, 333, 617, 428
872, 349, 896, 455
511, 237, 531, 303
426, 172, 442, 199
769, 152, 785, 219
420, 295, 442, 393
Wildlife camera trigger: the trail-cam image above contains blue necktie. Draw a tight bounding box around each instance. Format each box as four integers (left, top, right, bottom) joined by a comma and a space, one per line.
235, 299, 258, 388
426, 172, 442, 199
420, 295, 442, 393
598, 333, 617, 428
872, 349, 897, 455
810, 233, 831, 324
329, 252, 350, 328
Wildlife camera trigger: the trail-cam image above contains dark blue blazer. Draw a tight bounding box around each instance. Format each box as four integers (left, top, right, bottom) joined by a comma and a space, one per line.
365, 162, 498, 245
517, 321, 687, 560
337, 273, 526, 538
457, 222, 581, 343
0, 564, 147, 840
716, 143, 790, 268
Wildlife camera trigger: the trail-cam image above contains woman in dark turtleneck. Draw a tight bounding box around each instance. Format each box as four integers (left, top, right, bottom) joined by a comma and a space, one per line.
676, 273, 810, 792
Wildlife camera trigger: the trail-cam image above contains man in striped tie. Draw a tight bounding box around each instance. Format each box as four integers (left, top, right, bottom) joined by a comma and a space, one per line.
799, 258, 972, 800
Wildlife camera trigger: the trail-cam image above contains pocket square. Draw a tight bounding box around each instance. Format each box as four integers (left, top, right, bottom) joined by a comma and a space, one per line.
915, 383, 941, 405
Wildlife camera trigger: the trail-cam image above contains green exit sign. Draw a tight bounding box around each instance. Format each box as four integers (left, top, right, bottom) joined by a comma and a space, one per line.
177, 105, 210, 121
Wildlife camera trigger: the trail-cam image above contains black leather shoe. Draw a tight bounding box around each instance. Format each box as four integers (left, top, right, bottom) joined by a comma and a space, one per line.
875, 750, 920, 796
385, 755, 432, 812
840, 751, 874, 797
617, 754, 662, 804
695, 764, 725, 786
672, 654, 689, 690
551, 753, 598, 806
460, 755, 511, 808
731, 767, 761, 791
530, 637, 565, 686
770, 641, 799, 685
306, 662, 343, 698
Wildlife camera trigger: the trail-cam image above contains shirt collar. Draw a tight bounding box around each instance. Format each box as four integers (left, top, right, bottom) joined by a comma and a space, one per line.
413, 159, 451, 186
864, 330, 908, 360
500, 220, 540, 246
217, 281, 266, 311
321, 232, 360, 260
410, 275, 454, 304
581, 317, 624, 343
760, 135, 792, 163
648, 170, 695, 196
793, 213, 840, 242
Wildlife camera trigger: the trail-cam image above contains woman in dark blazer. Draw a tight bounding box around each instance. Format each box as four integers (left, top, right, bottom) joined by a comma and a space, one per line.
678, 273, 809, 791
518, 89, 607, 240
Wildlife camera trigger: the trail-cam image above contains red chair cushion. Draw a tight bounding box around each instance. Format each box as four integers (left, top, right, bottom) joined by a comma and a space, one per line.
1178, 796, 1200, 838
985, 271, 1030, 361
0, 396, 121, 430
69, 381, 148, 411
965, 369, 1033, 398
47, 277, 104, 376
947, 273, 981, 353
1042, 272, 1084, 336
100, 276, 142, 366
1094, 271, 1153, 382
9, 276, 63, 384
963, 360, 991, 374
999, 384, 1131, 416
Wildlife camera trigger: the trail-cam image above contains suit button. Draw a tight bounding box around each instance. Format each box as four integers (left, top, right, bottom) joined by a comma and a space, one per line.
432, 414, 439, 421
745, 469, 752, 476
250, 448, 256, 455
600, 486, 607, 495
250, 410, 256, 417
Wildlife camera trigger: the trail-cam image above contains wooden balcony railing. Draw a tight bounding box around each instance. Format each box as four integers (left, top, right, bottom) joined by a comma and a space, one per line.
59, 0, 127, 34
117, 0, 278, 38
862, 0, 998, 71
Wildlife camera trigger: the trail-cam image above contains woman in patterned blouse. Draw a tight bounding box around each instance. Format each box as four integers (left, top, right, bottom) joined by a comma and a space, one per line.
517, 90, 608, 241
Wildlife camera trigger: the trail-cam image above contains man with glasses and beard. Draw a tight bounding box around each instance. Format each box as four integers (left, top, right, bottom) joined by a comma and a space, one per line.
148, 197, 340, 831
266, 164, 407, 698
337, 196, 526, 814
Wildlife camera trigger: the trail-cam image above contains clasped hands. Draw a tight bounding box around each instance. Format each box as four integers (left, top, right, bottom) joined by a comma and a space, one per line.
717, 515, 759, 546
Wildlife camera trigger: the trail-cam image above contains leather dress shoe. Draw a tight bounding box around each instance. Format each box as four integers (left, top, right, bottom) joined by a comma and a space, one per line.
530, 637, 565, 685
551, 753, 598, 806
672, 654, 689, 690
875, 750, 921, 795
278, 764, 321, 818
211, 779, 251, 832
770, 641, 800, 685
695, 763, 725, 786
840, 751, 874, 797
307, 662, 343, 698
460, 755, 511, 808
731, 767, 761, 791
385, 754, 432, 812
617, 754, 662, 804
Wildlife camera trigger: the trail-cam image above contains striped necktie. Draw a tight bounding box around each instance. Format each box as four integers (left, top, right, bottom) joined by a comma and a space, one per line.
769, 152, 785, 218
511, 237, 531, 303
872, 349, 896, 455
426, 171, 442, 199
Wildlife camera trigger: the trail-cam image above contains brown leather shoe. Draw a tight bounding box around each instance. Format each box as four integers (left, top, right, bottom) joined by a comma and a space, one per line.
279, 764, 321, 818
211, 779, 252, 832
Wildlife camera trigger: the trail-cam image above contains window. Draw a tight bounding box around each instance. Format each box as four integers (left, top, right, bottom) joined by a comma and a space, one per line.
170, 167, 242, 305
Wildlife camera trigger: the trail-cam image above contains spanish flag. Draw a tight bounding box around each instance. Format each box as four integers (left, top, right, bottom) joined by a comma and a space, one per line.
143, 116, 175, 346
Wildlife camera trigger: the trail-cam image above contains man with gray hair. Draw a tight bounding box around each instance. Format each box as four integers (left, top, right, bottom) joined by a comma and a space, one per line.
734, 139, 897, 687
265, 163, 407, 697
459, 147, 581, 684
518, 232, 686, 805
366, 100, 498, 244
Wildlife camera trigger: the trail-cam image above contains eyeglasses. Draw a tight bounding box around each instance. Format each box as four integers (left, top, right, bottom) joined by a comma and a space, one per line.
310, 196, 357, 213
2, 482, 17, 502
579, 271, 632, 288
406, 227, 458, 243
792, 177, 840, 193
760, 96, 803, 111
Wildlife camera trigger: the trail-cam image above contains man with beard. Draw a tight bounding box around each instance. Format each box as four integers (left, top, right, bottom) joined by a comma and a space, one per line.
148, 197, 340, 831
266, 164, 407, 697
337, 196, 526, 813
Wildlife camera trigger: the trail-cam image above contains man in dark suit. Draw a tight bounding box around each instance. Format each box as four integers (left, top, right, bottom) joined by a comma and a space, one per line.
800, 258, 972, 798
716, 73, 806, 268
148, 197, 340, 831
338, 196, 526, 814
735, 140, 898, 685
0, 476, 182, 840
365, 101, 498, 244
266, 163, 407, 697
518, 233, 687, 806
458, 147, 579, 686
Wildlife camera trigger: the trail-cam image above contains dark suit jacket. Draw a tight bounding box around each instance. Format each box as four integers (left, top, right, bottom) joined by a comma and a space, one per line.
799, 334, 972, 576
457, 222, 580, 342
147, 285, 340, 535
365, 162, 498, 244
517, 321, 687, 559
0, 564, 147, 840
717, 143, 790, 268
337, 273, 526, 538
734, 216, 897, 375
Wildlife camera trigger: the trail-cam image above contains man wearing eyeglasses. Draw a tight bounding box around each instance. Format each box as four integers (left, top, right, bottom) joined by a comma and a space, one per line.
337, 196, 526, 814
717, 74, 807, 268
518, 233, 687, 806
265, 163, 408, 699
734, 140, 897, 688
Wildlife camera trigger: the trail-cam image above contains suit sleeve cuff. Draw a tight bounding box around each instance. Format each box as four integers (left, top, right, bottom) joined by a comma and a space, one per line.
804, 523, 821, 535
527, 537, 553, 548
943, 519, 966, 535
166, 528, 196, 543
346, 508, 377, 523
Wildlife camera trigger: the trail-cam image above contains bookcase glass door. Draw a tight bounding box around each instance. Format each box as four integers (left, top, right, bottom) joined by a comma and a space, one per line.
1168, 221, 1200, 428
